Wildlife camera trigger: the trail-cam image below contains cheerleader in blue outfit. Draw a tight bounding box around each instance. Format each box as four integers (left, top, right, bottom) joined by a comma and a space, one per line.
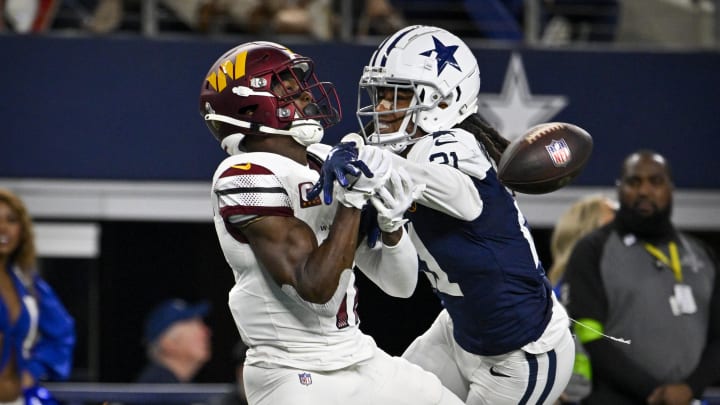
0, 188, 75, 405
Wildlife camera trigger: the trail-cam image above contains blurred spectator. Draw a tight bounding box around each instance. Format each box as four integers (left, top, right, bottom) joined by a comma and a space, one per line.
463, 0, 524, 40
85, 0, 211, 34
83, 0, 123, 34
564, 150, 720, 404
389, 0, 522, 40
549, 194, 616, 297
0, 187, 76, 405
210, 340, 248, 405
616, 0, 714, 47
548, 194, 616, 405
135, 299, 211, 384
0, 0, 60, 33
355, 0, 406, 37
85, 0, 335, 39
541, 0, 620, 44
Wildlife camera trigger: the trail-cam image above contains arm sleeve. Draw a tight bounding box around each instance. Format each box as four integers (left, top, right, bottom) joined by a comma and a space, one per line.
685, 240, 720, 397
565, 230, 659, 401
387, 147, 482, 221
354, 228, 419, 298
25, 276, 76, 381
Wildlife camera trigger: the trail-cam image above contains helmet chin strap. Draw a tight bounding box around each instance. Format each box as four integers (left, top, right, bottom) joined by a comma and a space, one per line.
206, 113, 324, 155
287, 118, 324, 147
221, 133, 246, 155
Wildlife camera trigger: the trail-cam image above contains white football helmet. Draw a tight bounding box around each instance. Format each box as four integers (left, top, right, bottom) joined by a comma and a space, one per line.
357, 25, 481, 153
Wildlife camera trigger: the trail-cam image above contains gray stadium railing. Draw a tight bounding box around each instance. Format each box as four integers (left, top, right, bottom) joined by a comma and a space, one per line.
45, 383, 720, 405
45, 383, 233, 405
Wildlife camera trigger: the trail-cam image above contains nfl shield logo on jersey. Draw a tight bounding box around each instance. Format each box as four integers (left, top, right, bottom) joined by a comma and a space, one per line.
545, 139, 571, 167
298, 372, 313, 386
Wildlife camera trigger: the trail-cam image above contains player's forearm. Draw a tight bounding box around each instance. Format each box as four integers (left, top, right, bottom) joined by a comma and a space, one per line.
300, 204, 361, 303
355, 228, 418, 298
388, 153, 481, 220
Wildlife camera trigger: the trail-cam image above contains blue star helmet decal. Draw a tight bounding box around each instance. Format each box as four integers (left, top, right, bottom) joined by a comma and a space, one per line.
420, 36, 461, 75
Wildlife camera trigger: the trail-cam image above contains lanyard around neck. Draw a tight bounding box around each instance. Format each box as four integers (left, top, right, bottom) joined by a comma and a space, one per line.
644, 241, 682, 282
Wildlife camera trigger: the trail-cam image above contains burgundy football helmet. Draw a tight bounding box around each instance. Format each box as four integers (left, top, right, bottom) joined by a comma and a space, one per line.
199, 41, 341, 154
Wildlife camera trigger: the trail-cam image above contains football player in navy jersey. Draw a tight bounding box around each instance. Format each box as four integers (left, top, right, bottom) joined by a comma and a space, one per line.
198, 41, 464, 405
313, 25, 575, 404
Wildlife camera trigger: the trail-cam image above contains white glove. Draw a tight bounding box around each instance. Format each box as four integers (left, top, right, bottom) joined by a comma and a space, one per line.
348, 145, 393, 193
371, 167, 425, 232
334, 185, 370, 209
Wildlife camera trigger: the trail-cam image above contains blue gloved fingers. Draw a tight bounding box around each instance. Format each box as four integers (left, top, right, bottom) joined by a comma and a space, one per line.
333, 142, 357, 157
353, 160, 374, 178
313, 140, 386, 206
361, 203, 381, 248
327, 144, 358, 183
306, 175, 323, 200
333, 167, 350, 187
367, 224, 381, 248
322, 177, 335, 205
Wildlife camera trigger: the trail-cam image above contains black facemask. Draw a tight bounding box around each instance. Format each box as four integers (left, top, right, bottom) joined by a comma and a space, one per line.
616, 200, 674, 242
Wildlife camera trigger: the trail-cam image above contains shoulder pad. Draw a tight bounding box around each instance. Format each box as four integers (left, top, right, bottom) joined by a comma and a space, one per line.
307, 143, 332, 163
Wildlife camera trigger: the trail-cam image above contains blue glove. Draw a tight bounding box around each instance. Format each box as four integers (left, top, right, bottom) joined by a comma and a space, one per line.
24, 385, 59, 405
307, 142, 374, 205
360, 203, 381, 248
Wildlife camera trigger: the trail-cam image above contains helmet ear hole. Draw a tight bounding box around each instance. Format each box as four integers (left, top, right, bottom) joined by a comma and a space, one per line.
238, 105, 258, 116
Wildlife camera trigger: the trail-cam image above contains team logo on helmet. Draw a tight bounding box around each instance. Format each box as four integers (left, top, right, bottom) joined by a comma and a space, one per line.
205, 51, 248, 92
419, 36, 461, 75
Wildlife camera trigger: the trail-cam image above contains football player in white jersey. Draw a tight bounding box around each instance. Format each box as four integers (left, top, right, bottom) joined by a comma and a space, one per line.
313, 26, 576, 404
198, 41, 464, 405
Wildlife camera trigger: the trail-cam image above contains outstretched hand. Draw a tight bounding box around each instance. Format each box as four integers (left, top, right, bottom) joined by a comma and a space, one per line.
306, 141, 373, 205
372, 167, 425, 233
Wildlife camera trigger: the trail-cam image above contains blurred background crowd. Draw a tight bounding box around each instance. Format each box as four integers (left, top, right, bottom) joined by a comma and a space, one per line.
1, 0, 719, 404
1, 0, 717, 46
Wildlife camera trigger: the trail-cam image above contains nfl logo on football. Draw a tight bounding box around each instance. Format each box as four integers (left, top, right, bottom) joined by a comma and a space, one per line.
298, 372, 313, 386
545, 139, 571, 167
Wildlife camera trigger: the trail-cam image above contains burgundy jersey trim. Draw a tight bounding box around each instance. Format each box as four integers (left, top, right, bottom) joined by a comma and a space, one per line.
220, 205, 293, 219
220, 163, 273, 177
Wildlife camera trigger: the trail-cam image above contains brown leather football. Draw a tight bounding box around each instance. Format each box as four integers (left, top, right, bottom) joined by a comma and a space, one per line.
497, 122, 593, 194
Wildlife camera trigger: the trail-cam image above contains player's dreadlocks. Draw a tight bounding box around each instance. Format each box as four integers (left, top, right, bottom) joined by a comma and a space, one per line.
456, 113, 510, 164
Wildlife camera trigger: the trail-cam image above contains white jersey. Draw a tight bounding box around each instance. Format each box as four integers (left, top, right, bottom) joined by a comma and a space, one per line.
210, 150, 376, 371
385, 129, 484, 221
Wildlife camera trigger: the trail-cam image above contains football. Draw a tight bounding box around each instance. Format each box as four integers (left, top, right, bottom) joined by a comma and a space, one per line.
497, 122, 593, 194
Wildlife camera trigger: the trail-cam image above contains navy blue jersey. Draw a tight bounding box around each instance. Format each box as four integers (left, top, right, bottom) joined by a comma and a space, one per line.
402, 128, 552, 355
